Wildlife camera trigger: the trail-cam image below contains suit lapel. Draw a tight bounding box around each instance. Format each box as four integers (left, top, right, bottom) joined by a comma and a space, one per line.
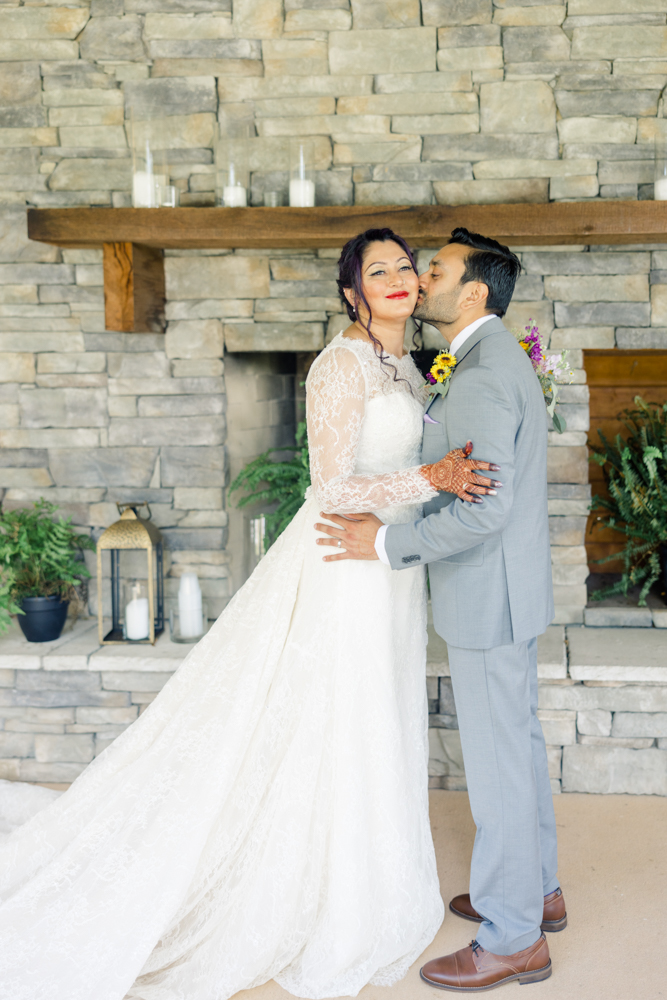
424, 317, 504, 415
452, 315, 504, 366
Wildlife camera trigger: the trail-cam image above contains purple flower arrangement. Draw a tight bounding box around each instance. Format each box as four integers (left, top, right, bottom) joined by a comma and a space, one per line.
513, 320, 572, 434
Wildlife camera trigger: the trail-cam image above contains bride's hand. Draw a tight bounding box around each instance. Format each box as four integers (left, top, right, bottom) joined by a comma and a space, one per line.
421, 440, 501, 504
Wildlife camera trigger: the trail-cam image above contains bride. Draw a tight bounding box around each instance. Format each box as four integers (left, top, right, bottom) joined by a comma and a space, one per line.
0, 228, 499, 1000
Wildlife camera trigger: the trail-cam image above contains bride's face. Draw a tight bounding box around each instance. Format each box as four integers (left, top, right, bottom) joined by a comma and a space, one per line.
345, 240, 419, 325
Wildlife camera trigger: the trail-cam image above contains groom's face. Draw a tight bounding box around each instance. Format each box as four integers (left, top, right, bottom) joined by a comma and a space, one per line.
413, 243, 474, 326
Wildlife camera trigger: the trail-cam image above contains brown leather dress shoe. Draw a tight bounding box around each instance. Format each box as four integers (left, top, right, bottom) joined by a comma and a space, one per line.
449, 887, 567, 933
420, 934, 551, 992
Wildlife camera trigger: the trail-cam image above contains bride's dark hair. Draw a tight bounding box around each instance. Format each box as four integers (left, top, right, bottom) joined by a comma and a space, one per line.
337, 228, 419, 383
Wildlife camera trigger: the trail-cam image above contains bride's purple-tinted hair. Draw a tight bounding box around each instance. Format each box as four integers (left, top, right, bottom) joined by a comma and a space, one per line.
337, 228, 419, 382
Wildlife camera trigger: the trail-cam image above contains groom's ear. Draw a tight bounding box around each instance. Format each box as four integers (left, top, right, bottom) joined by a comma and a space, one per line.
462, 281, 489, 310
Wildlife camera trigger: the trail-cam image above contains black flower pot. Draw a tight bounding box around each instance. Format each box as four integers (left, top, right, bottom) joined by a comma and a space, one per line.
18, 596, 69, 643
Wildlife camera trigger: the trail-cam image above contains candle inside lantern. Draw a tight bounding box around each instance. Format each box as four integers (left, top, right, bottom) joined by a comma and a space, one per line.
655, 177, 667, 200
178, 572, 203, 639
223, 185, 247, 207
289, 178, 315, 207
125, 582, 149, 641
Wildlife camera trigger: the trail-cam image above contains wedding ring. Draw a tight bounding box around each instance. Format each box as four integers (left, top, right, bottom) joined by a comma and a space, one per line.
337, 538, 342, 547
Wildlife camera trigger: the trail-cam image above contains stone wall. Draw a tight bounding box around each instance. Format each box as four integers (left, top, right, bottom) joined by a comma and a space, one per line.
3, 227, 664, 623
427, 624, 667, 796
0, 0, 667, 622
3, 618, 666, 793
2, 3, 667, 621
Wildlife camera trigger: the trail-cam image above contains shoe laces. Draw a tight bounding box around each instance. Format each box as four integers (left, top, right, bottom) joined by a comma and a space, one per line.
471, 940, 483, 956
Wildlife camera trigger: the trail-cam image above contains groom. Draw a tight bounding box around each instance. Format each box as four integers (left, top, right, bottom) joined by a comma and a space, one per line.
317, 228, 565, 992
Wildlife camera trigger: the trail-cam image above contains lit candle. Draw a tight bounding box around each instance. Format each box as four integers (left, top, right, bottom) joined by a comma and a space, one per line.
178, 572, 203, 639
223, 185, 247, 207
655, 177, 667, 200
289, 178, 315, 207
125, 595, 149, 640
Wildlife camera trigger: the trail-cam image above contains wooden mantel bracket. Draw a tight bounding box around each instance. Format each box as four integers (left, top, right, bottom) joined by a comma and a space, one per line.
102, 242, 165, 334
26, 202, 667, 334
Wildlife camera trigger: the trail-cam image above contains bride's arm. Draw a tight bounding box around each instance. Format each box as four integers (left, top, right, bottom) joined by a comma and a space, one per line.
306, 345, 441, 514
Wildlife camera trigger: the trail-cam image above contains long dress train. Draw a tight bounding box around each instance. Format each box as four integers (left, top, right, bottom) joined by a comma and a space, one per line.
0, 335, 445, 1000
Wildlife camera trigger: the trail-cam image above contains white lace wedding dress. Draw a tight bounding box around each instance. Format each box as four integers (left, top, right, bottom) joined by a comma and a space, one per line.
0, 334, 444, 1000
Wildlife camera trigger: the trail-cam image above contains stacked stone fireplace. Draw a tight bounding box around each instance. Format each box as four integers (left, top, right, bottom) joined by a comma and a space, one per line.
2, 0, 667, 790
2, 229, 657, 626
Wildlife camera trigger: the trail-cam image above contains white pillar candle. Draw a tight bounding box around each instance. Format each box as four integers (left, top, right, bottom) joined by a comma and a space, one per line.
178, 572, 203, 639
132, 171, 155, 208
289, 178, 315, 207
125, 597, 149, 640
223, 185, 247, 207
655, 177, 667, 200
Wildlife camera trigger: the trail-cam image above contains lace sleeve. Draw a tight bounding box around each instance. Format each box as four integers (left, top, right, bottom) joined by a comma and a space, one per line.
305, 344, 438, 514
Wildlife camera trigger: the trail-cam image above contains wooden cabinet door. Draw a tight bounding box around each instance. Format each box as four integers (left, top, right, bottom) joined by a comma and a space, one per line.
585, 350, 667, 572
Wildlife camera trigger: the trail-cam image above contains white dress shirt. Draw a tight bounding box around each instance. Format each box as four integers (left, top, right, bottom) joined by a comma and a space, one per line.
373, 314, 496, 564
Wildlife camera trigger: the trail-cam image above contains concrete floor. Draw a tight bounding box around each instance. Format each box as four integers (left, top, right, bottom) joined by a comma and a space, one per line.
238, 791, 666, 1000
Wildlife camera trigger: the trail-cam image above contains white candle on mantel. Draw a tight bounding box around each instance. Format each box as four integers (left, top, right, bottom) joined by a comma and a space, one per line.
178, 572, 203, 639
133, 170, 155, 208
126, 596, 149, 640
223, 185, 247, 207
289, 178, 315, 207
655, 177, 667, 200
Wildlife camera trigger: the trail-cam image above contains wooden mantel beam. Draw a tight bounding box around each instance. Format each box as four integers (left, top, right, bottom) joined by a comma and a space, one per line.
27, 202, 667, 332
27, 201, 667, 251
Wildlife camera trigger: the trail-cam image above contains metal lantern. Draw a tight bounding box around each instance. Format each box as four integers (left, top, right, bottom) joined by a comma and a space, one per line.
96, 502, 164, 645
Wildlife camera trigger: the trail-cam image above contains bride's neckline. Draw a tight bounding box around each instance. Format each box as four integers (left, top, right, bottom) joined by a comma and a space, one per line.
337, 332, 410, 363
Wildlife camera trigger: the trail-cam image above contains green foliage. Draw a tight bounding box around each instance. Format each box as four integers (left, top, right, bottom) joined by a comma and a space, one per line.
0, 499, 96, 635
229, 421, 311, 548
589, 397, 667, 606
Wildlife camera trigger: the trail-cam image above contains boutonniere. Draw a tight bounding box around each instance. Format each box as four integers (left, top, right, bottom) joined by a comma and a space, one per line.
513, 320, 573, 434
424, 350, 458, 399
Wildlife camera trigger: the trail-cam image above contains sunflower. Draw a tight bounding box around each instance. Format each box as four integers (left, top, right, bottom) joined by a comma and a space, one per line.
429, 351, 457, 383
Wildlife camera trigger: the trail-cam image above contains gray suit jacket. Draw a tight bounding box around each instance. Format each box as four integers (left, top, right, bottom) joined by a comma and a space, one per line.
384, 316, 554, 650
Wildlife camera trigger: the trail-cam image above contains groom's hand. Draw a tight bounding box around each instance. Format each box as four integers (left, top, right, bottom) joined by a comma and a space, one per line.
315, 511, 382, 561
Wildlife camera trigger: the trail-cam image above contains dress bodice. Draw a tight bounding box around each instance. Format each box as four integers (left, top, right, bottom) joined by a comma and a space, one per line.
305, 334, 437, 523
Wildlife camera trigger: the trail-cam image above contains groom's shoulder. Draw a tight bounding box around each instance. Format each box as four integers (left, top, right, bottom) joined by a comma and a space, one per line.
468, 319, 526, 371
463, 320, 539, 402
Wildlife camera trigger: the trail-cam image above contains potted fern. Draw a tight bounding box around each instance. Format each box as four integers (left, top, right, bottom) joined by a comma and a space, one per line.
229, 421, 311, 548
589, 397, 667, 606
0, 499, 96, 641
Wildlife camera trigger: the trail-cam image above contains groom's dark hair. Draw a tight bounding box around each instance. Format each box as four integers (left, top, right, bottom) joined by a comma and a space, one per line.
448, 227, 521, 318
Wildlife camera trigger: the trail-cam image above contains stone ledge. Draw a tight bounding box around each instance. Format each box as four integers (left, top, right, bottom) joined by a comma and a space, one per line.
568, 626, 667, 683
653, 610, 667, 628
0, 619, 196, 674
584, 606, 654, 628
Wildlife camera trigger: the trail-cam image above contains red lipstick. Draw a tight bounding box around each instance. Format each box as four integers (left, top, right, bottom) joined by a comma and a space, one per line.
386, 291, 409, 299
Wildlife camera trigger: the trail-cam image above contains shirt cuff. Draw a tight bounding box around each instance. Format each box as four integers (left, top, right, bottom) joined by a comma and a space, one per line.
374, 524, 390, 565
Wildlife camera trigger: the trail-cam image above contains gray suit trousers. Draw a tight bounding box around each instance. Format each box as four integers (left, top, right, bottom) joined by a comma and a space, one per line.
447, 637, 559, 955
